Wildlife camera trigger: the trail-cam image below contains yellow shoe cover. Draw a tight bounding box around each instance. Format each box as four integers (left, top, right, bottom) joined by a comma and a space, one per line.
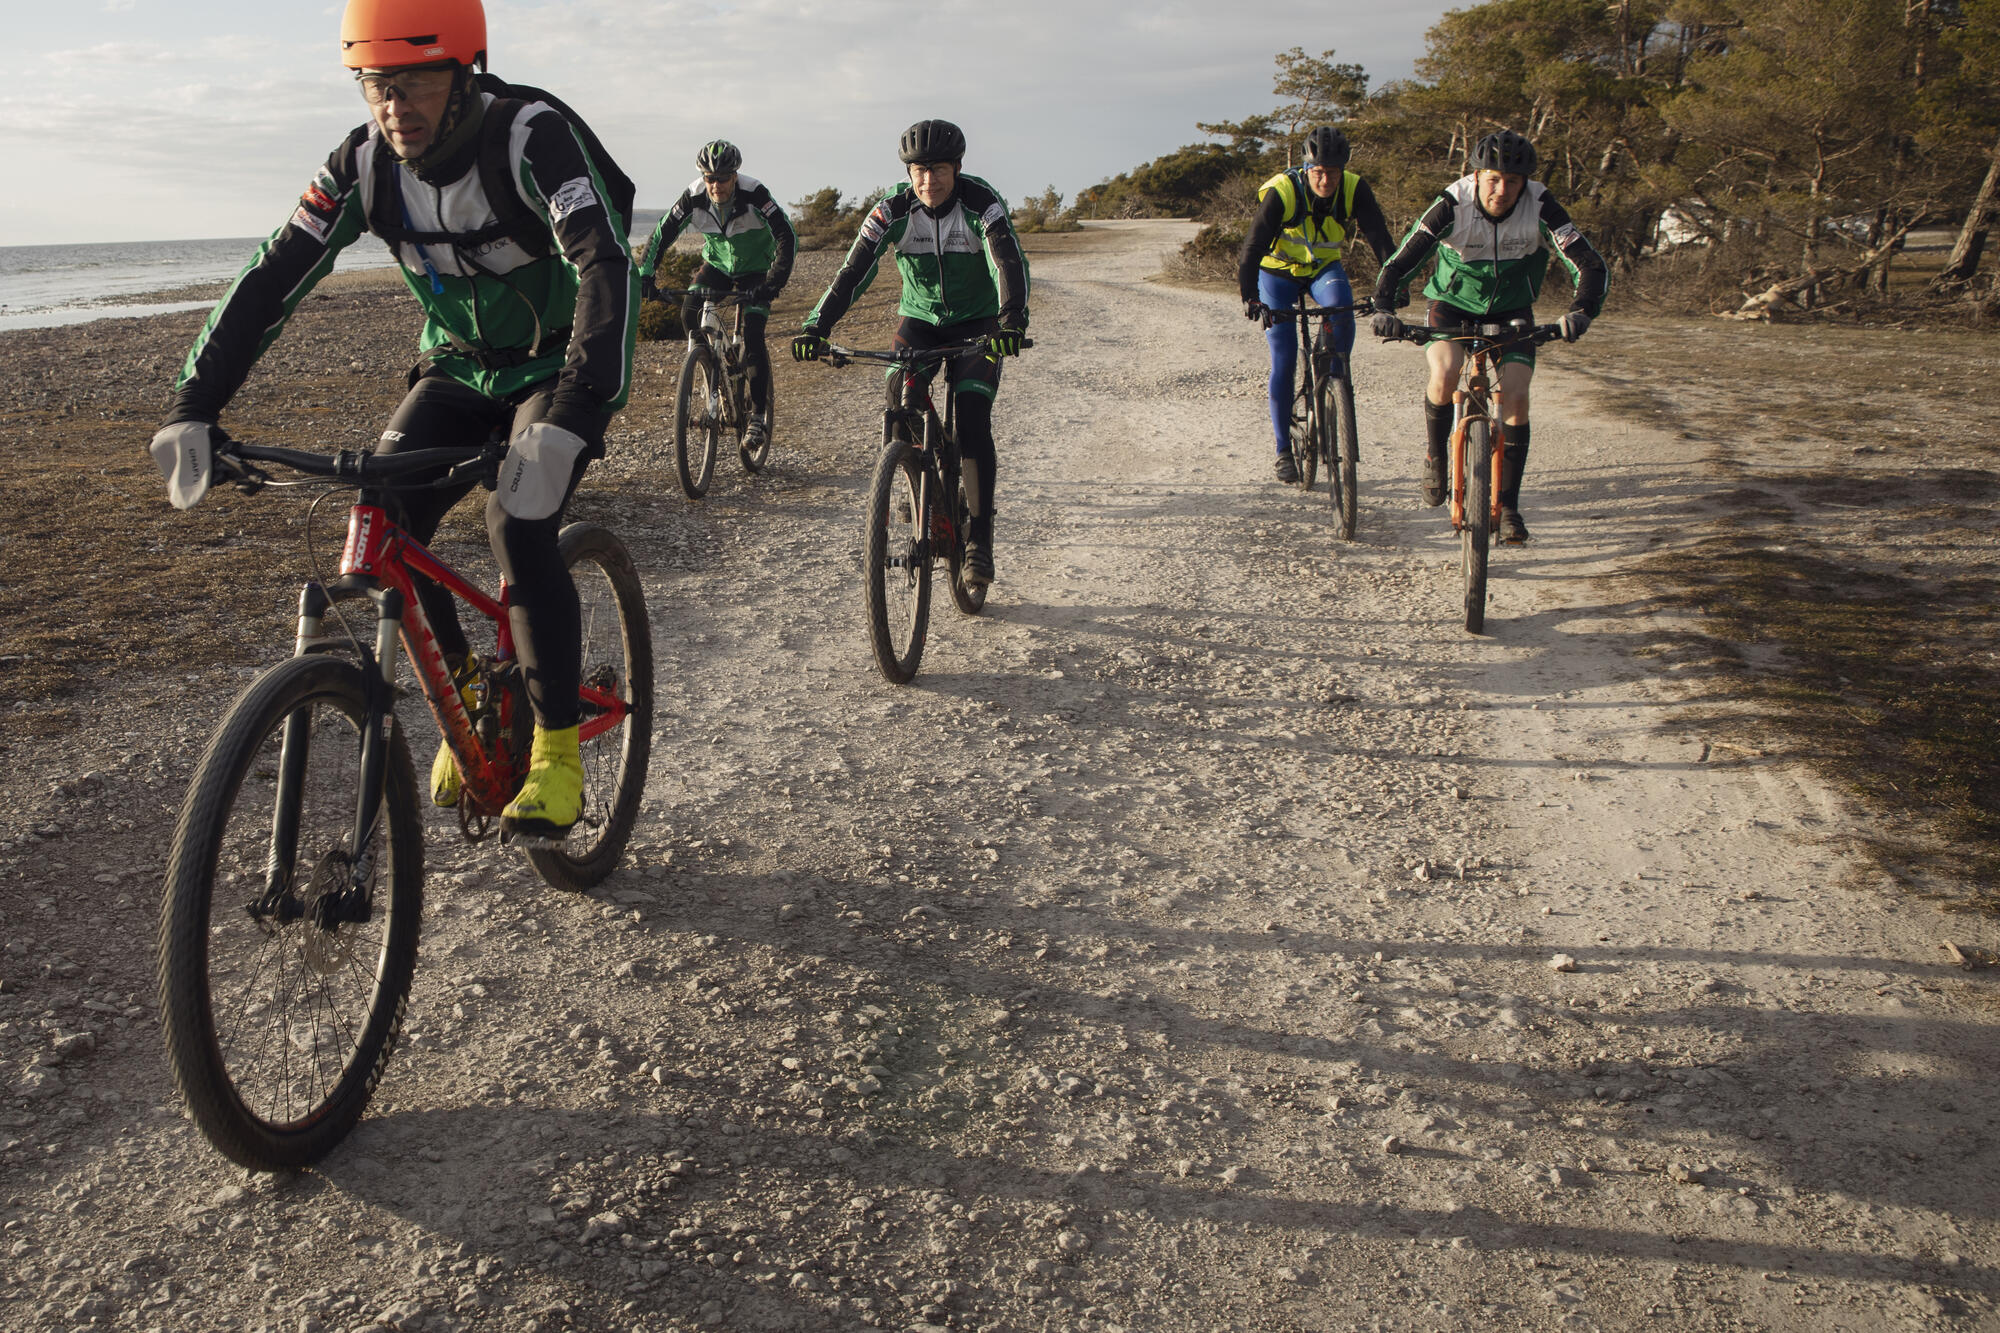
501, 724, 583, 840
430, 741, 461, 809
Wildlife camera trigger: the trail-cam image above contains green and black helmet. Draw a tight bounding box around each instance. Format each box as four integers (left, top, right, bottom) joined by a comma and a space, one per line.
697, 139, 742, 176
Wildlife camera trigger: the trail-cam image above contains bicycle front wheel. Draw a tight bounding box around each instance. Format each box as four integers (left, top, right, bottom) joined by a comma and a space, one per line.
526, 524, 655, 892
673, 348, 724, 499
157, 654, 422, 1171
863, 440, 933, 683
1462, 417, 1493, 634
1329, 373, 1359, 541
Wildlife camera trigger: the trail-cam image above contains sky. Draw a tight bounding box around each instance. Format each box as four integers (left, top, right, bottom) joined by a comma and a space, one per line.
1, 1, 1464, 248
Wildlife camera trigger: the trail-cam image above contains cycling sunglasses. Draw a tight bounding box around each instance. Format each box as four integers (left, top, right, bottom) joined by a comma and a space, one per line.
355, 67, 457, 106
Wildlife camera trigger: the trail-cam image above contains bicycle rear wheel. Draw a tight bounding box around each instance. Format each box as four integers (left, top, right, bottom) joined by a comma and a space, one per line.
1462, 417, 1493, 634
673, 347, 723, 499
863, 440, 933, 683
947, 473, 988, 617
1329, 373, 1359, 541
1295, 378, 1319, 492
739, 368, 773, 473
526, 524, 655, 891
157, 654, 422, 1171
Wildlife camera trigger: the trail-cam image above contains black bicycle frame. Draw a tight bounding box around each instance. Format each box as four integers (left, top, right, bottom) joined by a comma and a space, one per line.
885, 368, 961, 565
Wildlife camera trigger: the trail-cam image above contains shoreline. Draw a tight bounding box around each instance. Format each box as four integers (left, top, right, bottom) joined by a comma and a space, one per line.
0, 264, 408, 333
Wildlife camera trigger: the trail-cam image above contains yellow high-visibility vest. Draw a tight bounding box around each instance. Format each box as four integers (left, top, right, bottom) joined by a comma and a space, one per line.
1257, 168, 1361, 277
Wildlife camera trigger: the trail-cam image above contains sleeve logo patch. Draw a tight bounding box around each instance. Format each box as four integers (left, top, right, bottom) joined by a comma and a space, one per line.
860, 215, 888, 244
302, 183, 337, 214
1552, 222, 1582, 246
289, 205, 332, 243
981, 203, 1008, 228
546, 176, 600, 222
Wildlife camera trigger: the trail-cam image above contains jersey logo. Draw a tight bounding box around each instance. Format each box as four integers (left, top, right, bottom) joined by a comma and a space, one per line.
289, 205, 332, 243
546, 176, 600, 222
860, 209, 890, 245
1552, 222, 1582, 247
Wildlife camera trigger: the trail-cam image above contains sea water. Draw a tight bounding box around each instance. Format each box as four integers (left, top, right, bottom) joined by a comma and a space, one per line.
0, 214, 663, 333
0, 235, 395, 332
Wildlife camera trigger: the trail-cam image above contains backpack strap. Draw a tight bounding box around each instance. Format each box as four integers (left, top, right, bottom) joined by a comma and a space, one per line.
474, 98, 549, 258
473, 72, 638, 230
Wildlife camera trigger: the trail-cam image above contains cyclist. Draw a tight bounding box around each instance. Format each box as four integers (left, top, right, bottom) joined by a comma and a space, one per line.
638, 140, 796, 455
790, 119, 1028, 587
146, 0, 637, 843
1239, 126, 1395, 484
1370, 128, 1605, 543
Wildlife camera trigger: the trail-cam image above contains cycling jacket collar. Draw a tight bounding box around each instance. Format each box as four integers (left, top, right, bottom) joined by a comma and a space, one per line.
402, 70, 487, 179
916, 183, 962, 219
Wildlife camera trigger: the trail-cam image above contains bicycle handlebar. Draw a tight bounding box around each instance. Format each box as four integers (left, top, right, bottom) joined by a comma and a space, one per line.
1259, 301, 1367, 320
820, 336, 1034, 369
656, 288, 759, 303
1387, 322, 1564, 350
217, 438, 505, 491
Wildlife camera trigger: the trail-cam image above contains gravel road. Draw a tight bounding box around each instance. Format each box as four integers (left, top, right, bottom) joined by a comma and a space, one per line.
1, 220, 1995, 1332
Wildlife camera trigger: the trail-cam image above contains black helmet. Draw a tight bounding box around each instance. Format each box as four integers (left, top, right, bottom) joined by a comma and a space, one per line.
1471, 129, 1536, 177
697, 140, 741, 176
899, 119, 966, 166
1302, 126, 1350, 171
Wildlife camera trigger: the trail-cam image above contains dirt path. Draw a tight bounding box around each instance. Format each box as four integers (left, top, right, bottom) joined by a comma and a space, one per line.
2, 220, 1995, 1332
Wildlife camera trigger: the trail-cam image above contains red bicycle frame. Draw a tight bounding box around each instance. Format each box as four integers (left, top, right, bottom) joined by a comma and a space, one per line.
323, 501, 629, 815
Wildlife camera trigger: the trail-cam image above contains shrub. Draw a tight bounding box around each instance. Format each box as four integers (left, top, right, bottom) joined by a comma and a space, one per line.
636, 249, 702, 341
793, 186, 889, 251
1163, 222, 1246, 285
1013, 186, 1082, 233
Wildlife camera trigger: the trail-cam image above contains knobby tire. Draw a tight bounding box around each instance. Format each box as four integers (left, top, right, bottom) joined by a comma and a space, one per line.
525, 524, 655, 891
947, 472, 988, 617
1330, 373, 1359, 541
1462, 417, 1493, 634
863, 440, 932, 683
674, 347, 723, 499
157, 654, 422, 1171
739, 362, 773, 474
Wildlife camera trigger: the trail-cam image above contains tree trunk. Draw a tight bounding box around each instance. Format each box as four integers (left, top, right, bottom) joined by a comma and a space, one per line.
1938, 129, 2000, 286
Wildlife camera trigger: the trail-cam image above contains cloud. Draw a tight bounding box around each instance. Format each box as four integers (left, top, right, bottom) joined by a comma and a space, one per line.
4, 1, 1461, 244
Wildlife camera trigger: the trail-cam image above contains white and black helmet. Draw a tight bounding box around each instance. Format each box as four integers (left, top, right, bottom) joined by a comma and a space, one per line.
697, 139, 741, 176
1471, 129, 1536, 177
899, 119, 966, 165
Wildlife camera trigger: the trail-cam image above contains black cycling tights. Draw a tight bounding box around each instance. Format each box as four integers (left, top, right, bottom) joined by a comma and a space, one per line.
367, 373, 596, 731
886, 315, 1001, 518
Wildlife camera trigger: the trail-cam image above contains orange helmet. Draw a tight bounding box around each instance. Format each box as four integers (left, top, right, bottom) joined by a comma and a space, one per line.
340, 0, 486, 70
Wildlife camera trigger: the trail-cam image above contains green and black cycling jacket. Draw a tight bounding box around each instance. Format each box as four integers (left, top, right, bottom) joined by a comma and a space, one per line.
1373, 175, 1607, 319
807, 177, 1029, 332
638, 175, 796, 287
172, 94, 637, 422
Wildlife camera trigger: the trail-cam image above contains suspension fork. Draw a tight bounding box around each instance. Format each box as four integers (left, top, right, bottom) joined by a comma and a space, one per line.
258, 584, 401, 915
346, 586, 404, 894
261, 582, 332, 908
